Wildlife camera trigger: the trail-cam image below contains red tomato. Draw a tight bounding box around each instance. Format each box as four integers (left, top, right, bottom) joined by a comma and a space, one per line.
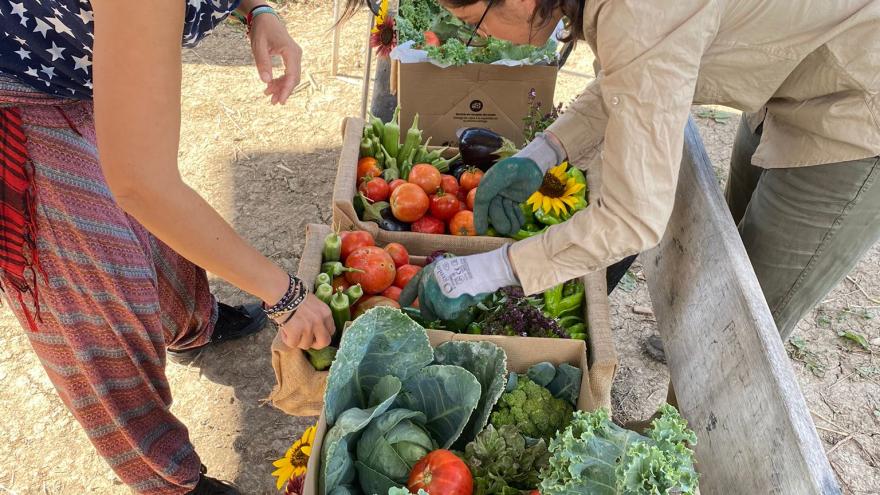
358, 176, 390, 202
395, 264, 421, 289
391, 183, 430, 222
449, 210, 476, 236
411, 215, 445, 234
429, 191, 462, 222
383, 243, 410, 268
466, 187, 477, 211
344, 246, 396, 294
381, 285, 402, 302
408, 164, 442, 194
340, 231, 375, 262
388, 179, 407, 194
459, 167, 484, 192
331, 276, 350, 293
529, 491, 541, 495
440, 174, 459, 195
352, 295, 400, 318
356, 157, 381, 183
424, 31, 442, 47
408, 450, 473, 495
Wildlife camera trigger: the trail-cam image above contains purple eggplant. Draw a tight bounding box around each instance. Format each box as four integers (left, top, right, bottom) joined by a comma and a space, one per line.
456, 127, 518, 171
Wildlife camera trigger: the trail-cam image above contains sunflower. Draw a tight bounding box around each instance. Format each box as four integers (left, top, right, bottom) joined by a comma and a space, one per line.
271, 425, 316, 491
370, 0, 397, 57
526, 162, 586, 216
283, 474, 305, 495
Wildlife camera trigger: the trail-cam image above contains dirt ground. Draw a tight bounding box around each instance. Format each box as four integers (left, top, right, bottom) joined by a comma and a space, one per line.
0, 2, 878, 494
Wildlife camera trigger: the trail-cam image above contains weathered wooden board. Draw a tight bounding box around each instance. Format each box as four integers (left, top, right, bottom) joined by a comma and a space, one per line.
641, 118, 841, 494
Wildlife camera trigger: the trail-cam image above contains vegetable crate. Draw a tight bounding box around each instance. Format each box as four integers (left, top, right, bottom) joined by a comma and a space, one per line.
268, 220, 618, 413
332, 117, 512, 255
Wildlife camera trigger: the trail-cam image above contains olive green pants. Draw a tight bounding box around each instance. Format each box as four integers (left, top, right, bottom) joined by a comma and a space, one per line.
725, 116, 880, 340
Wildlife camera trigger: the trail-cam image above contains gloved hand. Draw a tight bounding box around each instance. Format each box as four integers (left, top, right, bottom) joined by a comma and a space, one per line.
474, 133, 566, 236
400, 246, 519, 323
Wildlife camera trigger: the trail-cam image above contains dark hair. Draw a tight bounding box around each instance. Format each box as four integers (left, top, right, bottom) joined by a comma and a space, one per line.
342, 0, 586, 42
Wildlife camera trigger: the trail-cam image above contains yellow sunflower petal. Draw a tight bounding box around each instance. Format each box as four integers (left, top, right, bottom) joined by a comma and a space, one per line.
273, 458, 290, 469
542, 196, 552, 213
561, 196, 578, 208
305, 426, 316, 445
272, 466, 294, 490
550, 163, 568, 176
566, 182, 586, 195
552, 199, 565, 216
301, 445, 312, 456
293, 466, 307, 477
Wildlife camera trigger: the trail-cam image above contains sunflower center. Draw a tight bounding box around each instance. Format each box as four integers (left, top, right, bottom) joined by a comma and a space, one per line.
290, 447, 309, 467
538, 173, 567, 198
379, 25, 395, 45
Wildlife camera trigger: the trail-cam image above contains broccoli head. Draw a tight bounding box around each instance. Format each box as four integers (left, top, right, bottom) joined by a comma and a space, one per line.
490, 375, 573, 441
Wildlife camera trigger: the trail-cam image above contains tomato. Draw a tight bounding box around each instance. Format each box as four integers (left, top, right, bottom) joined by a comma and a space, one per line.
429, 191, 462, 222
383, 243, 410, 268
411, 215, 445, 234
381, 285, 402, 302
449, 210, 476, 236
456, 189, 468, 204
439, 174, 459, 196
424, 31, 442, 47
344, 246, 396, 294
529, 491, 541, 495
408, 164, 442, 194
395, 264, 421, 289
357, 157, 382, 183
358, 176, 390, 202
459, 167, 484, 192
340, 231, 375, 262
391, 183, 430, 222
408, 450, 473, 495
388, 179, 407, 194
466, 187, 477, 211
352, 295, 401, 318
331, 275, 350, 292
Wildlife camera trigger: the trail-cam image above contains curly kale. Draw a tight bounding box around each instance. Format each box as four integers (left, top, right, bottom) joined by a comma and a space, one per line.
464, 424, 550, 495
477, 287, 568, 339
426, 38, 471, 66
397, 0, 440, 44
540, 405, 699, 495
490, 375, 573, 442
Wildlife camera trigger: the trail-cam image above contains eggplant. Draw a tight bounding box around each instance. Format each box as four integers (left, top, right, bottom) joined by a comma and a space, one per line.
449, 159, 467, 181
377, 207, 410, 231
456, 127, 518, 171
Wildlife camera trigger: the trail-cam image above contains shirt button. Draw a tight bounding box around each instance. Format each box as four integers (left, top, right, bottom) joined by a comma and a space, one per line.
610, 96, 620, 105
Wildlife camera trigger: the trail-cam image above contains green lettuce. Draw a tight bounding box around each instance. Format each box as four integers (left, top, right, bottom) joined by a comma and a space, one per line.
539, 405, 699, 495
464, 424, 550, 495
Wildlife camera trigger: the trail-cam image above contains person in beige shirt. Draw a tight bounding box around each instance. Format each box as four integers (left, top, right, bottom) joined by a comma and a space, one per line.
388, 0, 880, 342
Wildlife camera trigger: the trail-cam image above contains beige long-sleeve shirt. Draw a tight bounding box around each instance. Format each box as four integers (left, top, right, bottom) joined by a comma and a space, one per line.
510, 0, 880, 294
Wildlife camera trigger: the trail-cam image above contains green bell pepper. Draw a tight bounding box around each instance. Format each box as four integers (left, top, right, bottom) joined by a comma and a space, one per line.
519, 202, 536, 225
534, 207, 563, 226
510, 224, 548, 241
544, 279, 585, 317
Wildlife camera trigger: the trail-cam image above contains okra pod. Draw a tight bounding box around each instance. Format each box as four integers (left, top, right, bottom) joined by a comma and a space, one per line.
315, 272, 332, 289
423, 146, 448, 163
329, 289, 351, 334
344, 284, 363, 306
431, 153, 460, 173
381, 107, 400, 158
315, 283, 334, 304
322, 261, 363, 277
397, 114, 422, 164
369, 113, 384, 140
322, 231, 342, 262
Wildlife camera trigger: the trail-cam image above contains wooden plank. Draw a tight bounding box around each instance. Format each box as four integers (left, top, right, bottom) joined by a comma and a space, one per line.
641, 118, 841, 494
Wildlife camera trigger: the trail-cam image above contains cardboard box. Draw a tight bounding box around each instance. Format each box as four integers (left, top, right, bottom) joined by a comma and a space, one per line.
332, 117, 512, 255
396, 61, 558, 146
268, 224, 618, 494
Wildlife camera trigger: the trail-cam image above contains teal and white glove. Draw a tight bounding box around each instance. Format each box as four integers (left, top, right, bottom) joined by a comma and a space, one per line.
399, 246, 519, 322
474, 133, 566, 236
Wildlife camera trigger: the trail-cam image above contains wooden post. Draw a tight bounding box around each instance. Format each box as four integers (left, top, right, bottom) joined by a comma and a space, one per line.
641, 118, 841, 494
360, 15, 373, 120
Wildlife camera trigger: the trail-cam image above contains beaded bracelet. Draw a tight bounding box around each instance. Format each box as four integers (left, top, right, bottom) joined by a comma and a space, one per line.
263, 274, 307, 319
245, 5, 280, 35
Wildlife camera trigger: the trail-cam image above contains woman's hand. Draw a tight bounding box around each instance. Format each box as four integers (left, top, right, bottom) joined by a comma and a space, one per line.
278, 294, 335, 350
249, 13, 302, 105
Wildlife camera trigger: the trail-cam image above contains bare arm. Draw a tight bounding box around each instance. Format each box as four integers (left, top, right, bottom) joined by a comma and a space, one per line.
91, 0, 328, 348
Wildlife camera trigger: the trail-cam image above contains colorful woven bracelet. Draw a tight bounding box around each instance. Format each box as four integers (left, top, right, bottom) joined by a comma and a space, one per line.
245, 5, 279, 34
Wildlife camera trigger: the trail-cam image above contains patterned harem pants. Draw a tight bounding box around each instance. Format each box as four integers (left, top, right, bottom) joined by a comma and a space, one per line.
1, 82, 216, 493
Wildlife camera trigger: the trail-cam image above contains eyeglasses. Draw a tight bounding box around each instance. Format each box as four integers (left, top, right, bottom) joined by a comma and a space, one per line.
465, 0, 495, 47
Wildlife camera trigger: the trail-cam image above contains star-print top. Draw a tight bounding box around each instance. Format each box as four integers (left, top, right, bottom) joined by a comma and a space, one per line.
0, 0, 242, 100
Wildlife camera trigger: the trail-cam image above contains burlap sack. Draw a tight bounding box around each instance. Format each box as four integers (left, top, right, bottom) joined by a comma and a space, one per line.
270, 223, 617, 418
332, 117, 513, 256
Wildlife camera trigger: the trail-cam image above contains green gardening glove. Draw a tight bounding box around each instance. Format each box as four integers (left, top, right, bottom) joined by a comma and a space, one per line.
400, 247, 519, 323
473, 157, 543, 236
